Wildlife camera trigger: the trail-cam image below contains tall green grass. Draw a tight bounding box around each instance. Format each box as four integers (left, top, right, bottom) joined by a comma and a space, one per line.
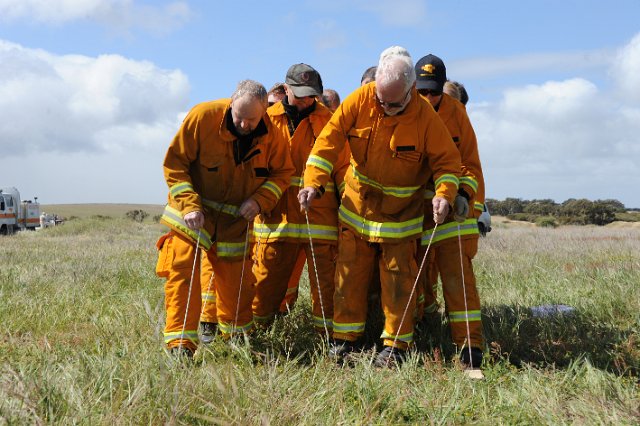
1, 218, 638, 424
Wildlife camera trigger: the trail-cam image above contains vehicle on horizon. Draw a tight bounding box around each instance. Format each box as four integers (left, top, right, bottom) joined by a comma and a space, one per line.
0, 187, 40, 235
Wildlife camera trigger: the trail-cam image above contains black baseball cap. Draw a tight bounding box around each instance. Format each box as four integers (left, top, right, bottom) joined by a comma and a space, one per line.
285, 63, 323, 97
415, 54, 446, 93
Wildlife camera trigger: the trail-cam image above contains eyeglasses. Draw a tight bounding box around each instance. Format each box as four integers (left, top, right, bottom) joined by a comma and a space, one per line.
418, 89, 442, 97
377, 89, 410, 109
294, 94, 316, 100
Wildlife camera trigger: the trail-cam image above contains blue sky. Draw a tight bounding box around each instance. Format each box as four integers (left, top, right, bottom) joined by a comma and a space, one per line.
1, 0, 640, 207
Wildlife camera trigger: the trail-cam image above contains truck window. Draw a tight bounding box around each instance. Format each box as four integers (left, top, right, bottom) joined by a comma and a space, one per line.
0, 200, 4, 210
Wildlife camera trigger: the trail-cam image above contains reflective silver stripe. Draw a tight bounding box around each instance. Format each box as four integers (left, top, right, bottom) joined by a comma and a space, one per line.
333, 322, 365, 333
170, 181, 194, 198
216, 241, 248, 257
253, 222, 338, 241
261, 181, 283, 199
449, 310, 481, 323
460, 176, 479, 193
352, 166, 420, 198
313, 316, 333, 329
339, 205, 423, 239
202, 198, 240, 217
434, 173, 459, 188
307, 154, 333, 174
291, 176, 335, 192
421, 219, 478, 245
218, 320, 254, 334
380, 330, 413, 343
164, 330, 199, 344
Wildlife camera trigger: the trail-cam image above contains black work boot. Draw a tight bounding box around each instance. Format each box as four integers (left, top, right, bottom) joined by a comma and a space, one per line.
169, 346, 194, 360
200, 321, 218, 344
374, 346, 407, 368
328, 339, 359, 364
460, 347, 483, 369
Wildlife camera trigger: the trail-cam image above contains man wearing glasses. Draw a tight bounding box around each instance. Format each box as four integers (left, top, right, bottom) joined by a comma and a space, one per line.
252, 64, 350, 335
298, 46, 462, 367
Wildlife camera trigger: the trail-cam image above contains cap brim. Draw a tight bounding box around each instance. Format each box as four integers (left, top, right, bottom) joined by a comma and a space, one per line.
416, 79, 442, 91
290, 85, 320, 97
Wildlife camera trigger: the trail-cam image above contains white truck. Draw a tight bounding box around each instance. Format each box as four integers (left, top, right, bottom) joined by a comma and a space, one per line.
0, 187, 41, 234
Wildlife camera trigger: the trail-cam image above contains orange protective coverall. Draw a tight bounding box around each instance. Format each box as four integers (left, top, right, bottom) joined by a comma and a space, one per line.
156, 98, 294, 351
418, 93, 485, 349
252, 101, 349, 332
303, 83, 462, 349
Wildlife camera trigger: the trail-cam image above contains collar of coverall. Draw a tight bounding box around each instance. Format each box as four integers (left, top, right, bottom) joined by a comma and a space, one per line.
225, 107, 268, 141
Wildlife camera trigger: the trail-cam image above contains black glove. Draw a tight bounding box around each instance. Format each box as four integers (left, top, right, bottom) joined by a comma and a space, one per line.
453, 194, 469, 223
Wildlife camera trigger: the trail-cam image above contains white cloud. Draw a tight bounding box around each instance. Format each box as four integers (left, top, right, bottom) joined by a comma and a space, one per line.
0, 39, 189, 156
0, 0, 191, 35
313, 20, 348, 51
611, 32, 640, 102
355, 0, 427, 27
450, 50, 614, 80
469, 37, 640, 207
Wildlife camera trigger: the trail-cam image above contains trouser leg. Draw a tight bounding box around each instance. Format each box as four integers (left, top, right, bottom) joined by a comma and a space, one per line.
379, 240, 418, 350
303, 243, 337, 332
215, 252, 256, 336
252, 241, 300, 324
199, 251, 218, 323
279, 248, 306, 313
332, 229, 376, 342
437, 237, 483, 348
157, 232, 201, 351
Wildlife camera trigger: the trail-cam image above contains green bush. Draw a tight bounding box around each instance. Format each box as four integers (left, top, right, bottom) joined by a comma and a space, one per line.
535, 216, 558, 228
507, 212, 538, 222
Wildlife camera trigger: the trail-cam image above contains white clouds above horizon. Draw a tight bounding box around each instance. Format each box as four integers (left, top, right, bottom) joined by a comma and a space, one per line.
469, 33, 640, 205
0, 0, 191, 36
0, 39, 189, 157
355, 0, 427, 27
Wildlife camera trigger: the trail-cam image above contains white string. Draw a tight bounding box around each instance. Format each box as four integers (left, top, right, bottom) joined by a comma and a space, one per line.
233, 222, 252, 336
178, 230, 200, 352
457, 223, 474, 368
388, 222, 439, 365
304, 209, 331, 347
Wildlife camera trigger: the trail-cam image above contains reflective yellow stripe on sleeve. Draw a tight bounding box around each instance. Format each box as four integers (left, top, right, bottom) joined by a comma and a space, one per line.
307, 154, 334, 174
421, 218, 478, 246
434, 173, 459, 188
260, 181, 283, 199
161, 205, 213, 250
459, 176, 479, 193
169, 181, 194, 198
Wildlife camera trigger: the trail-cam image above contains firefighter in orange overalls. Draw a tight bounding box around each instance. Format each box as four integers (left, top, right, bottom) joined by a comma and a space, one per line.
155, 80, 294, 357
299, 46, 462, 367
252, 64, 349, 334
415, 54, 485, 369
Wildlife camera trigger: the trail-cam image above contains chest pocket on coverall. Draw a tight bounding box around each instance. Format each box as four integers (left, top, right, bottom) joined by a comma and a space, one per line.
347, 127, 371, 165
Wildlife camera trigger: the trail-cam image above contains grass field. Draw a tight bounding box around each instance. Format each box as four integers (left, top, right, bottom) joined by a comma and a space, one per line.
40, 204, 165, 220
1, 212, 638, 424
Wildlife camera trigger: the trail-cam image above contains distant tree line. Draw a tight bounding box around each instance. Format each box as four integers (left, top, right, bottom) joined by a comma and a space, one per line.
485, 198, 638, 227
